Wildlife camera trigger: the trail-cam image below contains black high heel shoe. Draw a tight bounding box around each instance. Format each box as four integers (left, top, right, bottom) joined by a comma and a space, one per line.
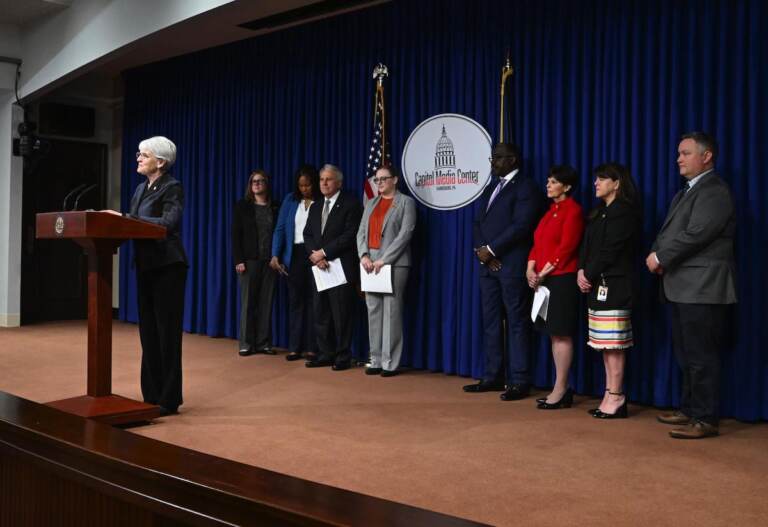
592, 392, 628, 419
588, 389, 609, 415
537, 388, 574, 410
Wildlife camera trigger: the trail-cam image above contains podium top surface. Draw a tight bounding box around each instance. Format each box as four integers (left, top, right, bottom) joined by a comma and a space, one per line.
36, 211, 166, 240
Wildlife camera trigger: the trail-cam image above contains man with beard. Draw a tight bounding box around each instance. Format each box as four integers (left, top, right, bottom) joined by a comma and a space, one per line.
465, 143, 543, 400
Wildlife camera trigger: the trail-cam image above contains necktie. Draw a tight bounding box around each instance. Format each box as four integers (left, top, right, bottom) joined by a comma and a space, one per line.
486, 179, 506, 211
321, 199, 331, 233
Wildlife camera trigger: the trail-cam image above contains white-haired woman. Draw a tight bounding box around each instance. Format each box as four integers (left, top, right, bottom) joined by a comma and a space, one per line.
105, 136, 188, 415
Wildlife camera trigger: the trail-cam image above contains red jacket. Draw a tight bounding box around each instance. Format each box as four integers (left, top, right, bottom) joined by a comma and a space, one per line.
528, 196, 584, 274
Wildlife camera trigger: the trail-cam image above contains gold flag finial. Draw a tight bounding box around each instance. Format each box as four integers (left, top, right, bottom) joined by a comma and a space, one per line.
499, 52, 514, 143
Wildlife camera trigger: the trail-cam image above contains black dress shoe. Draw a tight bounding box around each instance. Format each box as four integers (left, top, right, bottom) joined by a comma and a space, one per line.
285, 352, 303, 361
332, 361, 351, 371
592, 396, 628, 419
261, 347, 277, 355
158, 406, 178, 417
365, 367, 383, 375
500, 384, 530, 401
238, 348, 254, 356
537, 388, 574, 410
463, 381, 505, 393
305, 359, 334, 368
381, 370, 399, 377
536, 397, 547, 404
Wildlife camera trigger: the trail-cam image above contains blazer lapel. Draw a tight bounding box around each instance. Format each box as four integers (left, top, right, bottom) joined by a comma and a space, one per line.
130, 182, 147, 215
487, 176, 516, 213
660, 172, 714, 232
381, 192, 400, 232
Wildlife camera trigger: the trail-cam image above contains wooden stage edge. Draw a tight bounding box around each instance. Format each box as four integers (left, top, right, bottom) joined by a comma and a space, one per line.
0, 391, 489, 527
45, 394, 162, 425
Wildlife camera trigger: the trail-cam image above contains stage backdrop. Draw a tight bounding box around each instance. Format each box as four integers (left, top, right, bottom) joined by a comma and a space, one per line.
120, 0, 767, 421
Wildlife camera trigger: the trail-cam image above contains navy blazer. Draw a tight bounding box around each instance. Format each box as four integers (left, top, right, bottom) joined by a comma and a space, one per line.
473, 172, 543, 276
128, 173, 188, 272
303, 191, 363, 284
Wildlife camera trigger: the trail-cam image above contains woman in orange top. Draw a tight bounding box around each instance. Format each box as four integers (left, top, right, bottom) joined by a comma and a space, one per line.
526, 165, 584, 409
356, 166, 417, 376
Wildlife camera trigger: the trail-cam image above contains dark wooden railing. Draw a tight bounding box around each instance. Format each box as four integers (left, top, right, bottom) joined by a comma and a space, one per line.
0, 391, 489, 527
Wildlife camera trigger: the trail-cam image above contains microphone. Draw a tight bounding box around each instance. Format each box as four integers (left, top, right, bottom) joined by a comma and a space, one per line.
62, 184, 86, 211
73, 184, 97, 211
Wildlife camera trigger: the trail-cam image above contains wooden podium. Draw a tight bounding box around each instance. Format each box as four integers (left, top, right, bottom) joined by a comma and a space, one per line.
36, 211, 166, 425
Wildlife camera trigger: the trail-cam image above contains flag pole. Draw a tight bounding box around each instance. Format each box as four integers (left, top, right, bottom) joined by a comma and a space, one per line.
499, 53, 514, 143
373, 64, 389, 167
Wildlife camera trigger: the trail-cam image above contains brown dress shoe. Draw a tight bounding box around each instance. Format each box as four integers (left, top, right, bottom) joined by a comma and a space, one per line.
657, 411, 691, 425
669, 421, 719, 439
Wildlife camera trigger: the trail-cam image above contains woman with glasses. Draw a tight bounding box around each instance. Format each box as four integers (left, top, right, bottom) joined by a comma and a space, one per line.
104, 136, 187, 416
232, 169, 279, 357
356, 166, 417, 376
270, 165, 321, 361
578, 163, 641, 419
526, 165, 584, 410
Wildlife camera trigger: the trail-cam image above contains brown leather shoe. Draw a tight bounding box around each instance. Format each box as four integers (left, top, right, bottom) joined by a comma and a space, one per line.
657, 410, 691, 425
669, 421, 719, 439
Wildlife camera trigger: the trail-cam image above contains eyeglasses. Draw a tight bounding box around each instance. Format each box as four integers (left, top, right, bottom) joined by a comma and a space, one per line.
372, 176, 394, 184
488, 155, 512, 163
251, 179, 267, 185
136, 152, 166, 162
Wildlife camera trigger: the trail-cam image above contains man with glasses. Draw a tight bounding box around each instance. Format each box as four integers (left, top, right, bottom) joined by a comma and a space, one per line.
465, 143, 543, 400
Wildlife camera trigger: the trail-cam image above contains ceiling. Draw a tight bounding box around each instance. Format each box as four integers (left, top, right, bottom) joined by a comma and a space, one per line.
0, 0, 71, 27
19, 0, 386, 101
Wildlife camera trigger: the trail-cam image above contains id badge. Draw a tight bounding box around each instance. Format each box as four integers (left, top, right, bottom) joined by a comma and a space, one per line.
597, 285, 608, 302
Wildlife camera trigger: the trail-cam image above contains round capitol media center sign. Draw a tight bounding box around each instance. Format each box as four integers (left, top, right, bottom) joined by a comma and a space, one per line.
402, 113, 492, 210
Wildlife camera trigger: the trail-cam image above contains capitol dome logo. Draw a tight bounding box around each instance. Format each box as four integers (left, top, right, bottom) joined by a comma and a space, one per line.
402, 114, 492, 210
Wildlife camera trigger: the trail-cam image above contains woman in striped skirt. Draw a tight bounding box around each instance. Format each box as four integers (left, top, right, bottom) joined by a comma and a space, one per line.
577, 163, 641, 419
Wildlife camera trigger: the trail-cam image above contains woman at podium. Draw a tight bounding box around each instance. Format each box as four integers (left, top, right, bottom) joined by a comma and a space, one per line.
108, 136, 188, 416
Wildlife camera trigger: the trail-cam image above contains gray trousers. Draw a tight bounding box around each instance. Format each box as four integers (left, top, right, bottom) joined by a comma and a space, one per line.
365, 266, 409, 371
238, 259, 275, 350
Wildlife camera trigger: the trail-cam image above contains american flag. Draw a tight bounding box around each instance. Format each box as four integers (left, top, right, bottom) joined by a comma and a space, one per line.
363, 79, 390, 203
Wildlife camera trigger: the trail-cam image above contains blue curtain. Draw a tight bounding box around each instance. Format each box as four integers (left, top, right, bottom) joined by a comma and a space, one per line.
120, 0, 767, 421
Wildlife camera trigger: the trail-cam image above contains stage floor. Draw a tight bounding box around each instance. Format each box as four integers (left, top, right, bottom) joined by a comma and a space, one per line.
1, 320, 766, 527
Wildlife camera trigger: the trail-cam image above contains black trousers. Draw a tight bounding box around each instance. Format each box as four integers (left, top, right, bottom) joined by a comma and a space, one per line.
238, 259, 275, 351
314, 281, 357, 365
287, 244, 317, 354
136, 263, 187, 412
670, 302, 729, 426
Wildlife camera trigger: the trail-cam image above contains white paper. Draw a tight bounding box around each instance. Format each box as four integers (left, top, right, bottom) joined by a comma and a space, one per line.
311, 258, 348, 292
531, 286, 550, 322
360, 263, 393, 294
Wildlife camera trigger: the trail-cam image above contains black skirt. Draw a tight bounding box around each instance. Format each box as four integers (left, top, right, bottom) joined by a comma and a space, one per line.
534, 272, 579, 337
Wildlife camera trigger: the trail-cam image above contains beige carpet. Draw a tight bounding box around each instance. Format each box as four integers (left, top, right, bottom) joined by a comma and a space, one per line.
1, 321, 766, 527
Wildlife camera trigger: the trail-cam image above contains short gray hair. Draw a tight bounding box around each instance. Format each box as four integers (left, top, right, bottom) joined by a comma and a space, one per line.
320, 163, 343, 183
139, 136, 177, 172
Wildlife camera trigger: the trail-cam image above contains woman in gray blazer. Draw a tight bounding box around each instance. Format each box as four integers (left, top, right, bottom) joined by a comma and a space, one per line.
357, 166, 417, 376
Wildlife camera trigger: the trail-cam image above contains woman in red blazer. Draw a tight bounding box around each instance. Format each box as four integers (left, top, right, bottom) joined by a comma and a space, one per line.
526, 165, 584, 409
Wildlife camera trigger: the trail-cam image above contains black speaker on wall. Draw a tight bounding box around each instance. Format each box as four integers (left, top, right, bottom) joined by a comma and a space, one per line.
38, 102, 95, 138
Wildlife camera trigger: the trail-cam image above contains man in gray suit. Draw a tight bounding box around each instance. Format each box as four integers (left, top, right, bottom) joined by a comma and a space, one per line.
357, 166, 417, 376
646, 131, 737, 439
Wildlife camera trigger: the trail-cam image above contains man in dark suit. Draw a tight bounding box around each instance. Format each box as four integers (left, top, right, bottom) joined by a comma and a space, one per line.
465, 143, 543, 400
303, 164, 363, 371
646, 131, 737, 439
